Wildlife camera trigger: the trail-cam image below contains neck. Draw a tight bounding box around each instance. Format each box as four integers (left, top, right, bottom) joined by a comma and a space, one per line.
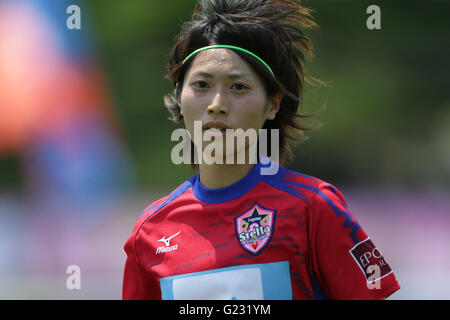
198, 162, 256, 189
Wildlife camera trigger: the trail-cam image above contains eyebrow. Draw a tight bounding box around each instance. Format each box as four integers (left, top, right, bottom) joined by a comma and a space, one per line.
190, 71, 252, 80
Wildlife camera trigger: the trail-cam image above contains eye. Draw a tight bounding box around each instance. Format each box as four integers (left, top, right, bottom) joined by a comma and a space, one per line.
231, 83, 249, 91
192, 81, 209, 89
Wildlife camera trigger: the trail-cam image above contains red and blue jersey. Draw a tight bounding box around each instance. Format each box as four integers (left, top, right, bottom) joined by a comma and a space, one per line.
122, 158, 400, 299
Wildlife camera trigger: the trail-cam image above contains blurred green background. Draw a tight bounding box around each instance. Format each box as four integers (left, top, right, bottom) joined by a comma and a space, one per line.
1, 0, 449, 191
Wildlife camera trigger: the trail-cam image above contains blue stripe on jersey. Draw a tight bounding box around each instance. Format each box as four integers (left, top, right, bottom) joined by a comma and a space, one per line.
327, 184, 351, 212
139, 176, 196, 218
283, 180, 361, 245
260, 163, 360, 245
260, 172, 310, 206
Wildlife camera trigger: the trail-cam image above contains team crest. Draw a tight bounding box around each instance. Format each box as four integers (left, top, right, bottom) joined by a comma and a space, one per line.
234, 204, 276, 256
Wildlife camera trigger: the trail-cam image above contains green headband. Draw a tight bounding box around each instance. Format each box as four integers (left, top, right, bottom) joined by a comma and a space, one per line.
182, 45, 275, 77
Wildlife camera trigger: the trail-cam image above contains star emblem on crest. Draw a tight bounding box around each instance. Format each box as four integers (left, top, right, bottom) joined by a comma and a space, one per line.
241, 207, 268, 229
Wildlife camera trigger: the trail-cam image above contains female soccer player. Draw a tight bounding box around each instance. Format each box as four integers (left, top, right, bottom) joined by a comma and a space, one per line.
122, 0, 400, 300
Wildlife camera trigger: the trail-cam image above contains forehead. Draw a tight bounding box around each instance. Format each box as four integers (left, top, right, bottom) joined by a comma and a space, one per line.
185, 48, 258, 78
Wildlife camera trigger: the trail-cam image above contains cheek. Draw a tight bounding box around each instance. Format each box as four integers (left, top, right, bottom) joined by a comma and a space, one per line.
236, 96, 269, 127
179, 90, 203, 132
180, 88, 206, 112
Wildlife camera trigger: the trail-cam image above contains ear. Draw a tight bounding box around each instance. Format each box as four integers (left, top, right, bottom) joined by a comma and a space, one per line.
266, 92, 283, 120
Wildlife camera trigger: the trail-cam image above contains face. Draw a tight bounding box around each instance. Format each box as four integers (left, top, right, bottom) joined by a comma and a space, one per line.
179, 49, 281, 159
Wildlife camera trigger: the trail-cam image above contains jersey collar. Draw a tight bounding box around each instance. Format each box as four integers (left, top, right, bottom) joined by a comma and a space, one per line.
192, 160, 265, 204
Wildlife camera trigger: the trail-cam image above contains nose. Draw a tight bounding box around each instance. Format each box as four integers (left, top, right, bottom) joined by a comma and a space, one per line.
207, 91, 229, 116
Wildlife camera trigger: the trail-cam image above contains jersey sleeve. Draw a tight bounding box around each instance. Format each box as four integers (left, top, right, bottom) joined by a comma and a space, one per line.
308, 182, 400, 300
122, 186, 192, 300
122, 231, 161, 300
122, 195, 174, 299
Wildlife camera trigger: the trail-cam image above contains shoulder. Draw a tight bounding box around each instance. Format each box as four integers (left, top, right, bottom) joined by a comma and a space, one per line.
261, 164, 349, 210
131, 175, 197, 233
270, 166, 361, 243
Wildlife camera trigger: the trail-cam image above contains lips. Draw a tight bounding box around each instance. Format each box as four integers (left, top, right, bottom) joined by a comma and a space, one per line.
202, 120, 231, 132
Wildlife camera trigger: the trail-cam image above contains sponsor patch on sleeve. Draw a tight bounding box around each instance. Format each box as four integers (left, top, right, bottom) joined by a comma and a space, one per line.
349, 238, 393, 282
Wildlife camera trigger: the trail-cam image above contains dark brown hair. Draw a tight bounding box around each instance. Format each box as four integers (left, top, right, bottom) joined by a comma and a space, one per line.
164, 0, 321, 168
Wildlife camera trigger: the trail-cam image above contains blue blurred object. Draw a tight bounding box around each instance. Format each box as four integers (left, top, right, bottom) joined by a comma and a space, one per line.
0, 0, 135, 213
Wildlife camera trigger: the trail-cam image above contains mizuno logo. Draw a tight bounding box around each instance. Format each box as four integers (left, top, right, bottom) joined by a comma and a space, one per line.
158, 231, 180, 246
156, 231, 180, 255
